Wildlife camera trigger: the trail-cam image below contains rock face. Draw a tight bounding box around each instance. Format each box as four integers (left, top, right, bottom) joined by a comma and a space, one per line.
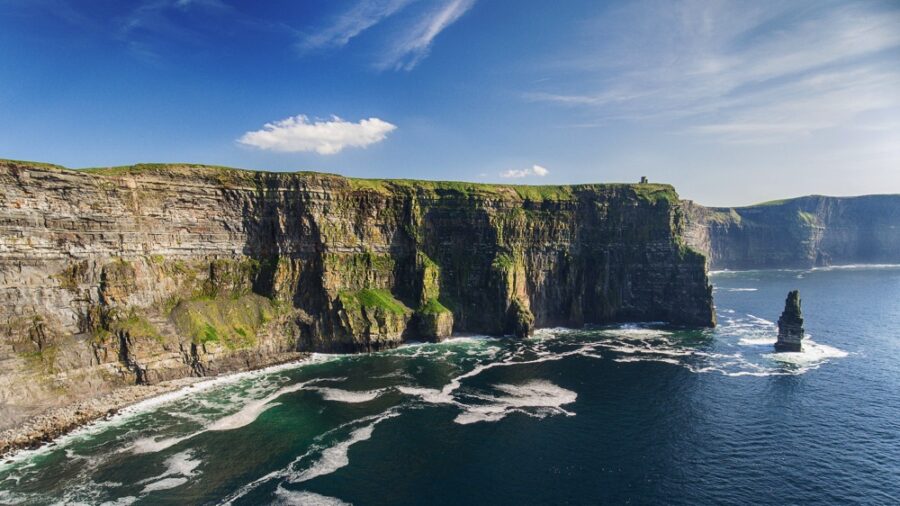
683, 195, 900, 270
776, 290, 804, 352
0, 159, 715, 430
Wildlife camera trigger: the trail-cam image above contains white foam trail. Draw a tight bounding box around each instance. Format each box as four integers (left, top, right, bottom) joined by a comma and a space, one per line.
454, 380, 577, 425
219, 411, 399, 505
130, 434, 196, 454
208, 381, 310, 432
726, 288, 758, 292
291, 412, 399, 483
764, 339, 848, 368
98, 497, 138, 506
614, 357, 682, 366
746, 314, 775, 325
0, 490, 27, 505
2, 355, 338, 466
812, 263, 900, 271
130, 379, 325, 454
141, 477, 188, 493
273, 486, 351, 505
738, 336, 777, 346
138, 450, 201, 494
312, 387, 384, 404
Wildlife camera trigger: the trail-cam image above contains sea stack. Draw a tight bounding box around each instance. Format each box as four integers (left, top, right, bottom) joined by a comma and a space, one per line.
775, 290, 804, 352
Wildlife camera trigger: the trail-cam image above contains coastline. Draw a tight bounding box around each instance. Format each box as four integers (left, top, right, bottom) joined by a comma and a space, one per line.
0, 352, 309, 458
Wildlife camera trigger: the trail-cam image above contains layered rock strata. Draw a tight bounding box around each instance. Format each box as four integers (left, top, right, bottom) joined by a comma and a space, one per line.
775, 290, 804, 352
0, 159, 714, 430
683, 195, 900, 270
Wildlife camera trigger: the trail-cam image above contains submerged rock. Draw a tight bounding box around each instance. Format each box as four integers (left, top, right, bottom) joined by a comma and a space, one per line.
775, 290, 804, 352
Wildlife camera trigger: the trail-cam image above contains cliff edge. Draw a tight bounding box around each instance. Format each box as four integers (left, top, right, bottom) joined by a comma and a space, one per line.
0, 159, 714, 431
683, 195, 900, 270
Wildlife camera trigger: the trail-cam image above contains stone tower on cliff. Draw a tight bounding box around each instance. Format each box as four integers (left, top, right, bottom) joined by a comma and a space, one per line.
775, 290, 804, 352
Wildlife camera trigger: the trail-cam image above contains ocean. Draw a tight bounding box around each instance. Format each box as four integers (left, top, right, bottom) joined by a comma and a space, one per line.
1, 266, 898, 505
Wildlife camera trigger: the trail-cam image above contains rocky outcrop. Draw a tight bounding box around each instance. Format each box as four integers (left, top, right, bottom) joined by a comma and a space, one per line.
683, 195, 900, 270
0, 159, 714, 430
776, 290, 804, 352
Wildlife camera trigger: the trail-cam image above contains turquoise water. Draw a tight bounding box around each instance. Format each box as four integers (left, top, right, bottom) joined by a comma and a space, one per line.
1, 267, 899, 505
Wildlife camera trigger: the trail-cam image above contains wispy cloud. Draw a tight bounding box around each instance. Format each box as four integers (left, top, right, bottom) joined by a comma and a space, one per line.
297, 0, 416, 52
377, 0, 475, 71
299, 0, 476, 71
527, 0, 900, 143
238, 115, 397, 155
500, 164, 550, 178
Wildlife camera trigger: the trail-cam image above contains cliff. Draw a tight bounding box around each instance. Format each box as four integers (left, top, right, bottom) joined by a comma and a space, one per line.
0, 159, 714, 430
683, 195, 900, 270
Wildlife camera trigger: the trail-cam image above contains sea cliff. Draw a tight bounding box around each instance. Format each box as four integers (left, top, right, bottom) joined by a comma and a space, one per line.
0, 159, 714, 435
684, 195, 900, 270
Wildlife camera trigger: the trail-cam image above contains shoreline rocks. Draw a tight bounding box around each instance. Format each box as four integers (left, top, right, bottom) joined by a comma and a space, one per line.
0, 352, 307, 458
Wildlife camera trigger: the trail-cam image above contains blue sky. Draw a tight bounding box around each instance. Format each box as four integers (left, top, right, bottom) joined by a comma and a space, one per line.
0, 0, 898, 205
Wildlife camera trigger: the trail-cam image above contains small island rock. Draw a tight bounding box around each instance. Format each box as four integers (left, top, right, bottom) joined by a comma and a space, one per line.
775, 290, 804, 352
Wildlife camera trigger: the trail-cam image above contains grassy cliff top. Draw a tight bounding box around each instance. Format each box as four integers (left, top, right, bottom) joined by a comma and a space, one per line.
1, 158, 678, 204
744, 193, 900, 209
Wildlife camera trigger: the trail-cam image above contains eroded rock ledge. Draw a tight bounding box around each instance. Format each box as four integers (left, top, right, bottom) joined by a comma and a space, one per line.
0, 159, 715, 432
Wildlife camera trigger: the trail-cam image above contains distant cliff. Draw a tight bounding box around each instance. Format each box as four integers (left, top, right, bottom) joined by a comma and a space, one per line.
0, 160, 713, 428
684, 195, 900, 270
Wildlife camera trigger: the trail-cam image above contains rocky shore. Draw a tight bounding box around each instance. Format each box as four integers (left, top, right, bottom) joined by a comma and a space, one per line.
0, 159, 714, 444
0, 351, 307, 457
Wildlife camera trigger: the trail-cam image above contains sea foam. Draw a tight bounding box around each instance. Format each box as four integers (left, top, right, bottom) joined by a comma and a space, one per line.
454, 380, 577, 425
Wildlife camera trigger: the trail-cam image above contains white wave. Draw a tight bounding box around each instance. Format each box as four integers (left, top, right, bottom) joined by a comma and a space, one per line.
3, 355, 339, 465
209, 381, 310, 431
141, 477, 188, 493
613, 356, 682, 366
726, 288, 758, 292
738, 336, 777, 346
812, 263, 900, 271
130, 434, 196, 454
396, 386, 453, 405
312, 387, 383, 403
138, 450, 201, 494
99, 497, 138, 506
273, 486, 351, 505
0, 490, 27, 505
764, 339, 848, 368
454, 380, 577, 425
746, 314, 775, 325
290, 412, 400, 483
130, 379, 321, 454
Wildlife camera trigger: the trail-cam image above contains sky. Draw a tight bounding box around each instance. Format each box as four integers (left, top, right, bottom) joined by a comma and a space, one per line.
0, 0, 898, 206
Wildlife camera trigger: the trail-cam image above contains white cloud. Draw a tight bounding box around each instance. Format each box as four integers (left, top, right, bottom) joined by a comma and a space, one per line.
378, 0, 475, 71
238, 115, 397, 155
298, 0, 416, 51
528, 0, 900, 143
300, 0, 476, 71
500, 165, 550, 178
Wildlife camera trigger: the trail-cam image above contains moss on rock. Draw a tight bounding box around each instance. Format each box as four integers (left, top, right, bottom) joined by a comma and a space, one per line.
506, 298, 534, 338
170, 294, 275, 350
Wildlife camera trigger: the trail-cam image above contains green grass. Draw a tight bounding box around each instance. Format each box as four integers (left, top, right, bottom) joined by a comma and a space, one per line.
6, 158, 683, 204
797, 210, 818, 226
0, 158, 67, 170
170, 293, 275, 349
110, 314, 164, 343
631, 183, 678, 205
419, 298, 450, 315
492, 252, 515, 271
339, 288, 411, 315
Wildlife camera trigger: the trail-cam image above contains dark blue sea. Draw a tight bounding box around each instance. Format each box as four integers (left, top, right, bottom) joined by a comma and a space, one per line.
2, 266, 898, 505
